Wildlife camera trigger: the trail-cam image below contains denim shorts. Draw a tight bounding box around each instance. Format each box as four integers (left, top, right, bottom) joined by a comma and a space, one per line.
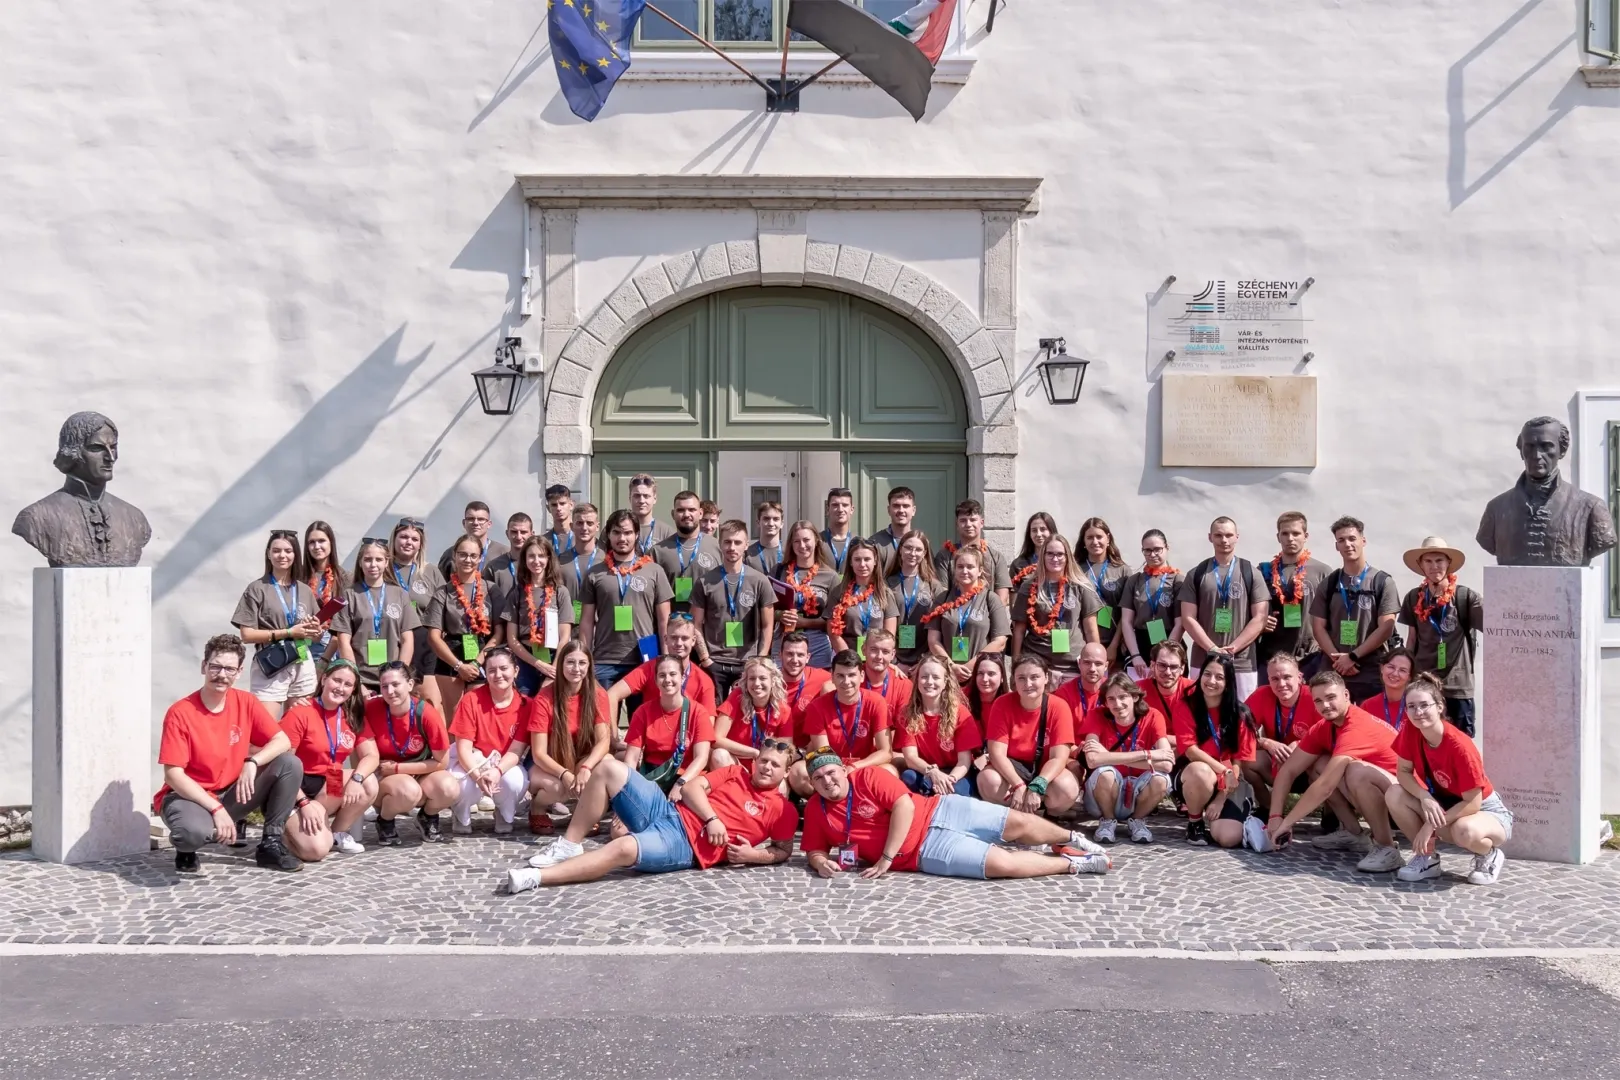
595, 661, 639, 691
917, 794, 1010, 879
1479, 792, 1514, 841
610, 768, 696, 873
1082, 766, 1165, 819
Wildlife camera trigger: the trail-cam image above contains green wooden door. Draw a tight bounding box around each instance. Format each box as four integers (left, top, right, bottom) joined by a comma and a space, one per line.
846, 452, 967, 546
593, 453, 714, 517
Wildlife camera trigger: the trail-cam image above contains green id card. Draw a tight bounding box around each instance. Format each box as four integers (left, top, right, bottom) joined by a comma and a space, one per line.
1436, 640, 1448, 669
1338, 619, 1359, 646
1050, 628, 1071, 654
1146, 619, 1167, 645
1282, 603, 1302, 628
461, 634, 479, 661
724, 621, 744, 648
897, 625, 917, 649
951, 635, 971, 662
573, 600, 583, 622
1095, 607, 1113, 630
855, 634, 866, 659
674, 577, 693, 603
614, 605, 634, 632
1212, 608, 1234, 634
531, 645, 552, 664
365, 637, 388, 666
295, 640, 310, 662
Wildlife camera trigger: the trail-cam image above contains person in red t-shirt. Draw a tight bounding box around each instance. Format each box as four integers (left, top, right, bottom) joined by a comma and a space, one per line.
1054, 642, 1109, 719
1169, 654, 1257, 849
506, 740, 797, 892
1077, 672, 1174, 844
448, 648, 531, 834
277, 658, 375, 859
1263, 670, 1404, 873
1386, 674, 1514, 885
624, 654, 718, 800
526, 640, 614, 832
977, 654, 1080, 816
714, 655, 795, 769
860, 630, 913, 759
354, 661, 456, 845
1241, 653, 1323, 810
1136, 640, 1196, 736
607, 614, 716, 719
778, 631, 834, 744
801, 751, 1109, 879
1358, 650, 1413, 735
796, 650, 894, 791
895, 654, 982, 797
155, 634, 306, 874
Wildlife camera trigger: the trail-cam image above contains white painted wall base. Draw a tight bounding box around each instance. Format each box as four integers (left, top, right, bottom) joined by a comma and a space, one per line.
1481, 566, 1602, 865
31, 568, 153, 864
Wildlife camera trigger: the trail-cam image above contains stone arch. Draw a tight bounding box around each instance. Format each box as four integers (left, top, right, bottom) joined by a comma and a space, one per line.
541, 241, 1020, 547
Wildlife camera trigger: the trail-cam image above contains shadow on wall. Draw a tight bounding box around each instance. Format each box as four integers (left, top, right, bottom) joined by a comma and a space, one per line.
470, 19, 553, 132
1445, 0, 1618, 209
64, 779, 152, 869
151, 327, 434, 601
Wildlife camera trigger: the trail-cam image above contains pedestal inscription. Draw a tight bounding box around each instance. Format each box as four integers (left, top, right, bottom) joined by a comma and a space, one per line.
1160, 373, 1317, 468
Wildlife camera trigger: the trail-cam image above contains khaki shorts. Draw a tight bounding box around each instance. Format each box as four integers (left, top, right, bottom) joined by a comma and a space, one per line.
250, 656, 318, 703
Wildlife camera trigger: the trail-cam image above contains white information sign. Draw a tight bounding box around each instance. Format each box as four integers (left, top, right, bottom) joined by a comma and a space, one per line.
1148, 277, 1313, 372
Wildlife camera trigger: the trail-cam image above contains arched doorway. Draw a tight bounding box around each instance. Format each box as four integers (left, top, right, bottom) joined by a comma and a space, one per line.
589, 286, 968, 541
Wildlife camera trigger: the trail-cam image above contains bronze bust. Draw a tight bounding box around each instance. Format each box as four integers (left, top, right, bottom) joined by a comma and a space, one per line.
1476, 416, 1618, 567
11, 412, 152, 568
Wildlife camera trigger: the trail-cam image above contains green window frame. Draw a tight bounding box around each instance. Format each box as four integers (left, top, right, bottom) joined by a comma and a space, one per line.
635, 0, 920, 49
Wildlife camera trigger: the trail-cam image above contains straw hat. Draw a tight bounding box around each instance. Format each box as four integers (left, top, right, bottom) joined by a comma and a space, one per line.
1403, 536, 1466, 575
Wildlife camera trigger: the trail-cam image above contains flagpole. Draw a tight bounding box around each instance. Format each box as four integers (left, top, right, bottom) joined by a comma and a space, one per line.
789, 54, 845, 92
643, 2, 777, 94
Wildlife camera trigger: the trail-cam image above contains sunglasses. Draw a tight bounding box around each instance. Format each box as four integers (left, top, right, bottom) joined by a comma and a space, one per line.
396, 517, 425, 530
759, 739, 796, 756
269, 529, 298, 541
360, 537, 390, 547
667, 612, 694, 623
629, 474, 656, 486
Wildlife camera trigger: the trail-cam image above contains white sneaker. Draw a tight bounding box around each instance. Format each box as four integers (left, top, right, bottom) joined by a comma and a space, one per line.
507, 867, 542, 893
1064, 830, 1105, 855
547, 803, 570, 817
529, 837, 585, 868
1356, 843, 1405, 873
494, 816, 514, 835
363, 806, 378, 821
1397, 852, 1442, 881
1467, 846, 1505, 885
476, 796, 496, 813
1314, 828, 1371, 852
332, 831, 365, 855
1242, 816, 1272, 852
451, 815, 473, 835
1063, 851, 1112, 875
1127, 818, 1153, 844
1093, 819, 1117, 845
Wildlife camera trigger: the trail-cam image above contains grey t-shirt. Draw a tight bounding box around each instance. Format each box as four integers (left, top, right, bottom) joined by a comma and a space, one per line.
1078, 561, 1130, 647
1309, 565, 1403, 663
1011, 579, 1103, 673
827, 579, 901, 647
933, 540, 1012, 593
929, 588, 1011, 659
331, 581, 422, 671
1121, 569, 1183, 658
1398, 584, 1482, 699
1255, 556, 1334, 665
390, 561, 446, 619
635, 518, 674, 556
232, 577, 319, 654
1175, 558, 1271, 673
498, 582, 576, 651
692, 564, 777, 662
435, 539, 509, 580
580, 559, 672, 665
424, 577, 499, 643
652, 532, 722, 613
744, 540, 786, 579
886, 573, 943, 663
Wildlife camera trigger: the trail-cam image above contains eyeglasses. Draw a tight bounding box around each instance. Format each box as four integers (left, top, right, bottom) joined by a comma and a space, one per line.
1153, 661, 1183, 672
204, 663, 240, 676
395, 518, 425, 530
269, 529, 298, 541
1141, 546, 1167, 555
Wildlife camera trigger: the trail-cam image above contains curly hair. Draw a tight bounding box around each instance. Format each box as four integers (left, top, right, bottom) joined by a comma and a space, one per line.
53, 411, 117, 475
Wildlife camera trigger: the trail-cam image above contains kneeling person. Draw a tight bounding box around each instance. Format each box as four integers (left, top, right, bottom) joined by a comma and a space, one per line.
1077, 673, 1174, 844
508, 740, 798, 891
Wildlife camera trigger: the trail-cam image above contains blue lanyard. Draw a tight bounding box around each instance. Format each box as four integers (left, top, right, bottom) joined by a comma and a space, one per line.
1213, 561, 1233, 605
1115, 719, 1142, 752
956, 594, 975, 635
1043, 582, 1068, 623
476, 540, 490, 572
614, 563, 635, 602
675, 535, 697, 574
317, 702, 342, 763
857, 591, 877, 631
825, 532, 850, 568
1378, 694, 1405, 732
793, 567, 814, 609
1205, 712, 1225, 755
723, 572, 741, 618
1073, 684, 1099, 716
1425, 587, 1449, 636
1274, 701, 1297, 741
1148, 574, 1169, 614
833, 699, 863, 757
1337, 568, 1368, 617
749, 705, 775, 749
392, 563, 414, 593
882, 529, 902, 554
385, 700, 418, 758
866, 670, 891, 699
1087, 562, 1109, 600
365, 582, 384, 636
637, 523, 656, 554
268, 577, 298, 628
550, 529, 575, 558
573, 548, 597, 594
817, 791, 856, 846
900, 574, 920, 620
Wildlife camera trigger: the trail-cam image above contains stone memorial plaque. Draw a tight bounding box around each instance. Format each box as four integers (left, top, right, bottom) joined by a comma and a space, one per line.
1160, 373, 1316, 468
1481, 565, 1602, 864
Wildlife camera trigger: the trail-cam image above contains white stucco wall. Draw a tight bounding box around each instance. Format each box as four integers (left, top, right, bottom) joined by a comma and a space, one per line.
2, 0, 1617, 808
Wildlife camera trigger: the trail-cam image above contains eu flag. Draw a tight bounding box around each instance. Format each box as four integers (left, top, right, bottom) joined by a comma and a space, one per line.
548, 0, 645, 121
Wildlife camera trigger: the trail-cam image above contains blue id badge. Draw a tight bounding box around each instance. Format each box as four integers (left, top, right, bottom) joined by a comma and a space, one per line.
637, 633, 660, 663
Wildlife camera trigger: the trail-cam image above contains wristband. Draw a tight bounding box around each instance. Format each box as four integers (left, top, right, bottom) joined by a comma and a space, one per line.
702, 815, 718, 826
878, 853, 895, 862
1026, 776, 1050, 797
295, 794, 310, 808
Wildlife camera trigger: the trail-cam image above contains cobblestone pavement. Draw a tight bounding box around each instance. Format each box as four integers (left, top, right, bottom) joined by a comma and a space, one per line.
3, 813, 1616, 952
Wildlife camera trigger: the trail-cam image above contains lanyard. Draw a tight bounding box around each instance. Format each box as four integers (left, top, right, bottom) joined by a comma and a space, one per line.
614, 563, 636, 602
477, 540, 490, 572
1274, 700, 1298, 741
1044, 582, 1068, 623
573, 548, 598, 594
675, 535, 697, 574
550, 529, 574, 557
637, 522, 656, 554
1425, 588, 1450, 636
268, 577, 298, 628
825, 532, 850, 568
1074, 684, 1099, 716
392, 563, 414, 593
1378, 694, 1405, 732
365, 582, 384, 636
792, 674, 806, 702
1148, 574, 1168, 614
681, 664, 693, 696
818, 791, 856, 846
956, 594, 976, 635
834, 698, 863, 757
900, 574, 920, 620
883, 529, 902, 554
317, 702, 343, 764
866, 670, 891, 699
1337, 568, 1368, 618
1204, 711, 1225, 755
385, 700, 418, 758
1213, 560, 1233, 605
1112, 719, 1143, 752
793, 567, 813, 609
723, 571, 741, 618
1087, 562, 1109, 600
857, 590, 877, 631
750, 705, 774, 748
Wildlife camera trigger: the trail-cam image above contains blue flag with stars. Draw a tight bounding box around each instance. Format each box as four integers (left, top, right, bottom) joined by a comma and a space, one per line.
548, 0, 644, 121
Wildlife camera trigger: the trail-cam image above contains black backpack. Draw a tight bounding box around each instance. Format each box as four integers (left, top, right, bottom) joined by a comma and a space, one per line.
1322, 567, 1403, 652
1190, 557, 1255, 605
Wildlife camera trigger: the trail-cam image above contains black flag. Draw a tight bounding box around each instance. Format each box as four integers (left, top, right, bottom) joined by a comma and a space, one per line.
786, 0, 935, 121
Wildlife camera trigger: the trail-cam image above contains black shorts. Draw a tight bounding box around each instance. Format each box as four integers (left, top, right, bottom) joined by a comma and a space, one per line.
300, 774, 326, 799
411, 626, 438, 677
1171, 756, 1251, 821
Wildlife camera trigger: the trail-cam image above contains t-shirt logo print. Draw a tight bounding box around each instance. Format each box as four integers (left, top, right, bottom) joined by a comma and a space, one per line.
386, 604, 403, 620
855, 799, 879, 819
1434, 767, 1453, 790
939, 736, 954, 752
630, 577, 647, 593
697, 553, 716, 569
743, 799, 763, 817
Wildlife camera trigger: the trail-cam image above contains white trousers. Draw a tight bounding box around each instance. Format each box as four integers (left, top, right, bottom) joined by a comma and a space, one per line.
447, 745, 527, 825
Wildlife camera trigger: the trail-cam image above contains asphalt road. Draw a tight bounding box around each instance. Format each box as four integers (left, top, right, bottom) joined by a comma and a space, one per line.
2, 952, 1616, 1079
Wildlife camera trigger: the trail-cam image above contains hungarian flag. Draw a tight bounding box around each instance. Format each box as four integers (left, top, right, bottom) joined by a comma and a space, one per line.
786, 0, 957, 121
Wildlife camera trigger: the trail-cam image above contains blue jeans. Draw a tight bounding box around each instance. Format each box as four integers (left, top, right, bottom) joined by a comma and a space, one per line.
1445, 697, 1475, 737
900, 768, 973, 797
916, 794, 1010, 879
595, 661, 638, 691
609, 769, 696, 873
515, 663, 544, 698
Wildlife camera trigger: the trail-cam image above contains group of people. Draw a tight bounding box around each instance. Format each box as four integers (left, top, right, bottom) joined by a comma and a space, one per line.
154, 477, 1510, 889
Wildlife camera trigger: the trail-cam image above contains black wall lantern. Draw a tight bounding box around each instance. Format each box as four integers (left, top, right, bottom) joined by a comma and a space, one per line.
1036, 337, 1088, 405
473, 336, 525, 416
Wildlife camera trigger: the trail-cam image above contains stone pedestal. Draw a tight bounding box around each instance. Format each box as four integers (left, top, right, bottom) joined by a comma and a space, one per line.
32, 567, 153, 864
1482, 566, 1603, 864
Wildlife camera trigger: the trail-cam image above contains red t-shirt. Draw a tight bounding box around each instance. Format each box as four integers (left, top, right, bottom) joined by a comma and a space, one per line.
526, 685, 612, 739
984, 694, 1076, 766
360, 697, 450, 762
782, 666, 834, 746
1137, 677, 1195, 738
1244, 685, 1320, 743
1358, 692, 1409, 736
619, 658, 716, 711
800, 689, 890, 763
1076, 706, 1169, 778
1296, 706, 1399, 773
800, 765, 938, 871
1170, 704, 1257, 765
448, 686, 529, 756
893, 705, 983, 768
717, 690, 797, 747
676, 763, 799, 868
862, 667, 913, 720
280, 702, 358, 796
626, 698, 718, 767
1054, 677, 1107, 719
153, 689, 282, 812
1393, 721, 1492, 800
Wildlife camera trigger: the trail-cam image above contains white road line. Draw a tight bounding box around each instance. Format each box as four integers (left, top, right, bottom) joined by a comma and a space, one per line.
1, 943, 1616, 962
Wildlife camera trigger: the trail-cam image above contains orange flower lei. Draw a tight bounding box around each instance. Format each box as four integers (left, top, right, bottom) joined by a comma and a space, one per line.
926, 581, 984, 622
787, 564, 823, 616
1010, 563, 1036, 587
1025, 578, 1069, 635
1412, 573, 1458, 621
827, 582, 875, 639
309, 565, 338, 601
606, 552, 653, 576
453, 574, 490, 636
942, 538, 986, 560
1269, 550, 1311, 604
1142, 564, 1180, 577
523, 583, 555, 642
